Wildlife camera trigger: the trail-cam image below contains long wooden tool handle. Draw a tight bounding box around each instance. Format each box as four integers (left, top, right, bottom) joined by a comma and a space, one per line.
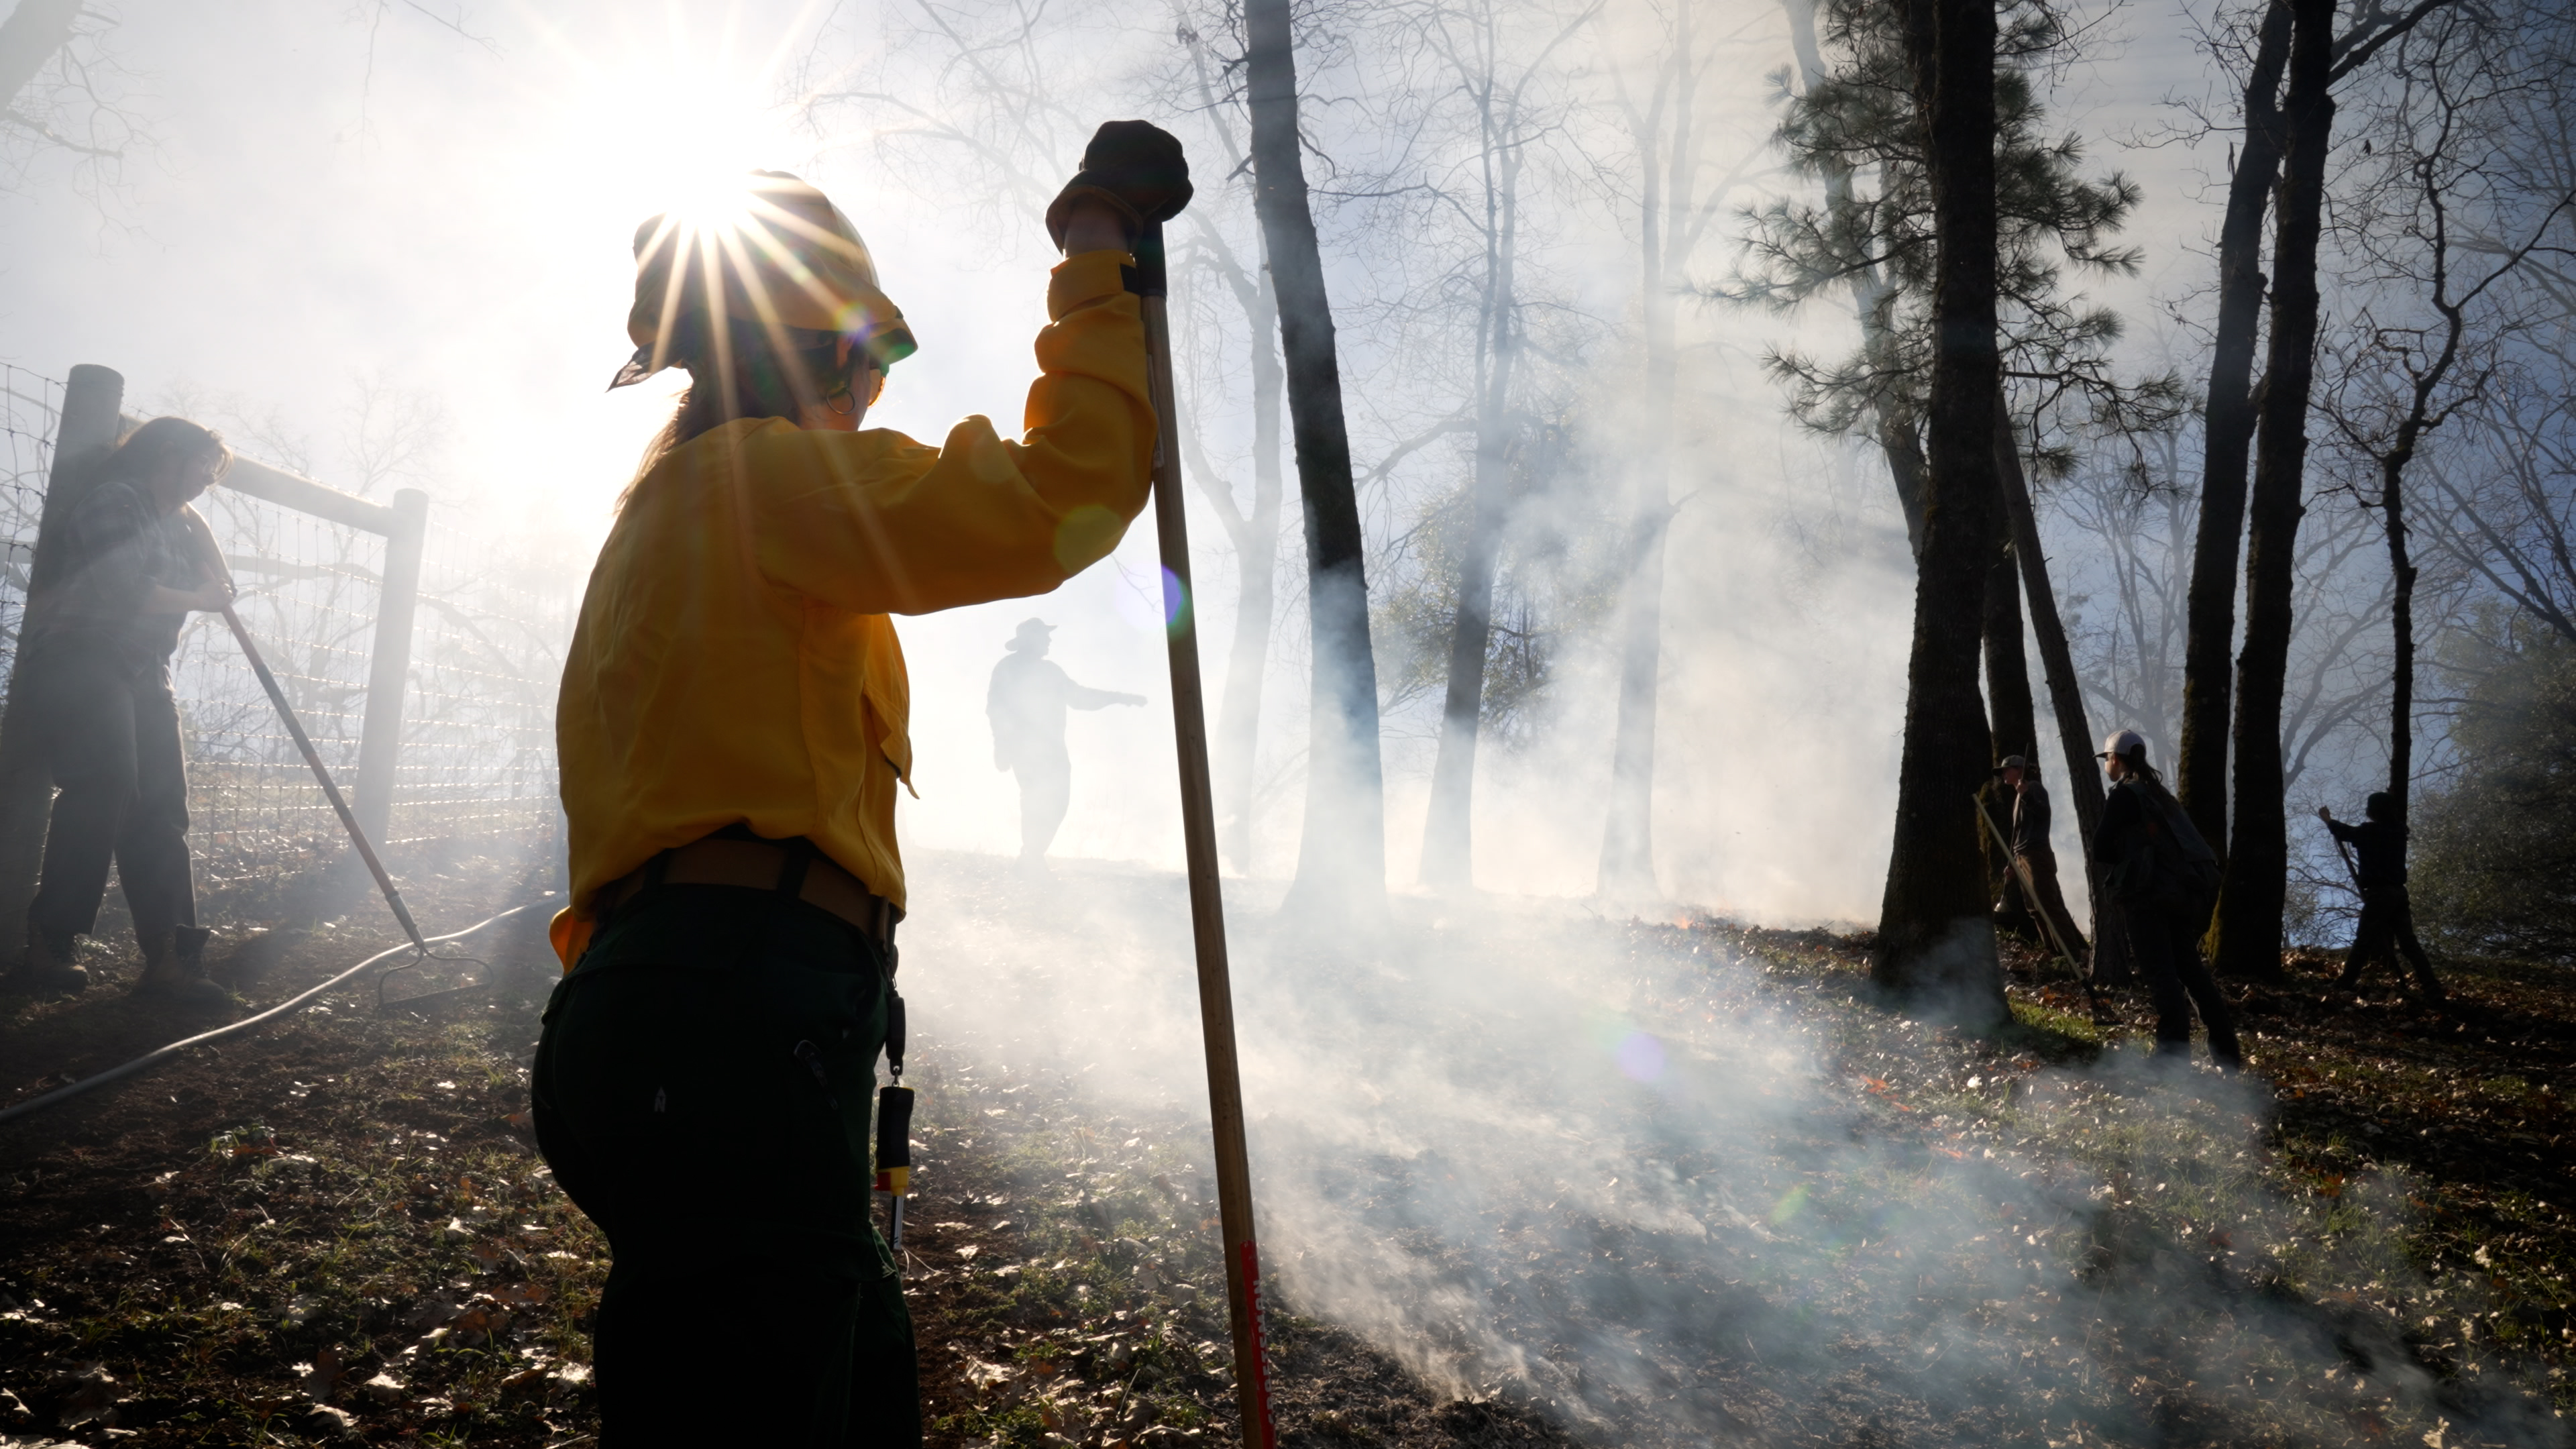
220, 602, 429, 955
1132, 221, 1277, 1449
2323, 822, 2365, 890
1974, 793, 2080, 976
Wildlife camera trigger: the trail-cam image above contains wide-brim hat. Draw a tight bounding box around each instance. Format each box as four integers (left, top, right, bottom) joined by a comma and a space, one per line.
1996, 755, 2031, 771
1006, 618, 1055, 651
611, 171, 918, 390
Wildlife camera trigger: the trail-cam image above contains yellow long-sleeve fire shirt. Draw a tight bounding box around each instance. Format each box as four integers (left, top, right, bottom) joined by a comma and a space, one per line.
551, 250, 1153, 967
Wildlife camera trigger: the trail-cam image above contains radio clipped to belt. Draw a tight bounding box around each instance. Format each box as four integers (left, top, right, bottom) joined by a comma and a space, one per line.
874, 982, 914, 1255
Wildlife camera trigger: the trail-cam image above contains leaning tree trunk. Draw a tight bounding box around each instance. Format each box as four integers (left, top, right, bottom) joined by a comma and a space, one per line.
1982, 504, 2036, 765
1246, 0, 1387, 916
2176, 0, 2296, 859
1980, 498, 2037, 914
2211, 0, 2335, 983
1872, 0, 2008, 1024
1993, 389, 2126, 981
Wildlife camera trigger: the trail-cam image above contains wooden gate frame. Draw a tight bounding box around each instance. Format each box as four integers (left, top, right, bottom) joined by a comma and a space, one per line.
0, 364, 428, 961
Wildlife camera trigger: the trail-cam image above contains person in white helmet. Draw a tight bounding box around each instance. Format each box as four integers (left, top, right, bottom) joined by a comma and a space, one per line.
2091, 729, 2241, 1066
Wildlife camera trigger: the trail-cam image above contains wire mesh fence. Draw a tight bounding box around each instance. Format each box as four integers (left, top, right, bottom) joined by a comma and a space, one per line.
394, 521, 568, 852
176, 490, 385, 885
0, 365, 564, 890
0, 366, 60, 672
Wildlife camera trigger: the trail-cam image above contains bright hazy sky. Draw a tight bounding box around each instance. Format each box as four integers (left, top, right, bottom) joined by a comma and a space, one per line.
1, 0, 2231, 916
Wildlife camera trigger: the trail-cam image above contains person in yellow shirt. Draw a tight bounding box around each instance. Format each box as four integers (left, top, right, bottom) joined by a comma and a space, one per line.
532, 125, 1188, 1447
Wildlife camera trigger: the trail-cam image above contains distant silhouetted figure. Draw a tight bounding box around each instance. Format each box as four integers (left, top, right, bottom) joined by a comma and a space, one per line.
2319, 794, 2445, 1006
987, 619, 1142, 865
1993, 755, 2088, 962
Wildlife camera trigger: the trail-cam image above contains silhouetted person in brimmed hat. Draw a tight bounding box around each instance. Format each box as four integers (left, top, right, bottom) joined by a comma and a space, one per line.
2318, 793, 2445, 1004
987, 619, 1143, 866
1993, 755, 2088, 963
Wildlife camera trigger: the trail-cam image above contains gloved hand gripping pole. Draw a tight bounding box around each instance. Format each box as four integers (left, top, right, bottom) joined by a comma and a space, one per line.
1131, 220, 1279, 1449
219, 602, 429, 957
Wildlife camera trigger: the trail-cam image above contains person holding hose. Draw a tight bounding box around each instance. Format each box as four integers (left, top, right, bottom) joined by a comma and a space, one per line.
533, 127, 1187, 1446
2, 418, 234, 1004
2092, 729, 2241, 1067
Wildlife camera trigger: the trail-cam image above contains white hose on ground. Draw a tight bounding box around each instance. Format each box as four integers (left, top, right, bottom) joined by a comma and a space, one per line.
0, 899, 554, 1129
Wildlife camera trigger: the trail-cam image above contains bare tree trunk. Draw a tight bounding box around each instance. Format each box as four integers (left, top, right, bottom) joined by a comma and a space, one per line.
1180, 30, 1287, 874
1423, 127, 1524, 891
1215, 268, 1284, 873
2211, 0, 2336, 983
2384, 458, 2416, 810
1599, 21, 1693, 900
2176, 0, 2295, 860
1247, 0, 1387, 915
1873, 0, 2007, 1022
0, 0, 80, 111
1598, 509, 1668, 897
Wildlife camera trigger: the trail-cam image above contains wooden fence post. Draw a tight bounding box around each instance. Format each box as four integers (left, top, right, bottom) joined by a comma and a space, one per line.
0, 364, 127, 964
353, 488, 427, 851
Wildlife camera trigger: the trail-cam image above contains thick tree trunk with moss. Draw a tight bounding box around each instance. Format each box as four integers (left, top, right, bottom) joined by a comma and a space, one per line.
1247, 0, 1387, 916
1872, 0, 2008, 1023
2174, 0, 2295, 861
2210, 0, 2335, 982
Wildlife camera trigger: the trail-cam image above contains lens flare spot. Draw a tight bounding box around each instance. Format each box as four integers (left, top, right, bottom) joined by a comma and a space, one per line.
1615, 1030, 1665, 1082
1161, 568, 1189, 631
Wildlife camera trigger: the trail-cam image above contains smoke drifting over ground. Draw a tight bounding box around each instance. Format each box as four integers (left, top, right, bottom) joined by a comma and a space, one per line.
902, 852, 2563, 1446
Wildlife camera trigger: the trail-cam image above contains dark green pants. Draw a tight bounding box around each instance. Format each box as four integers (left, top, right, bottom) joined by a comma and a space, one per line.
534, 885, 919, 1448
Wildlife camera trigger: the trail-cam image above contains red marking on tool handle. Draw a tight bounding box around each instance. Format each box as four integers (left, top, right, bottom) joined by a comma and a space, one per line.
1239, 1240, 1277, 1449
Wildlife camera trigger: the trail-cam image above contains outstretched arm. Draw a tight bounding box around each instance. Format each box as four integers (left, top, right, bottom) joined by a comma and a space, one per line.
1064, 682, 1146, 710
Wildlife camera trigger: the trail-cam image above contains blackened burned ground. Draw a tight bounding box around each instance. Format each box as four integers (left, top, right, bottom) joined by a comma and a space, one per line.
1, 861, 2569, 1448
0, 859, 1570, 1449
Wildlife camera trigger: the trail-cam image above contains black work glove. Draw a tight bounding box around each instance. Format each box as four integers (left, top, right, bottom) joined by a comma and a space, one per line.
1046, 119, 1193, 250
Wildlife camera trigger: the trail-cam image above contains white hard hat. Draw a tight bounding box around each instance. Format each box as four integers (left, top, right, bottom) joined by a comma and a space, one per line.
2097, 729, 2148, 760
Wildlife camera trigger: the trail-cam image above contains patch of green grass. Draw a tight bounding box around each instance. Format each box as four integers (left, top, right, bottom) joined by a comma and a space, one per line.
1998, 998, 2113, 1062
